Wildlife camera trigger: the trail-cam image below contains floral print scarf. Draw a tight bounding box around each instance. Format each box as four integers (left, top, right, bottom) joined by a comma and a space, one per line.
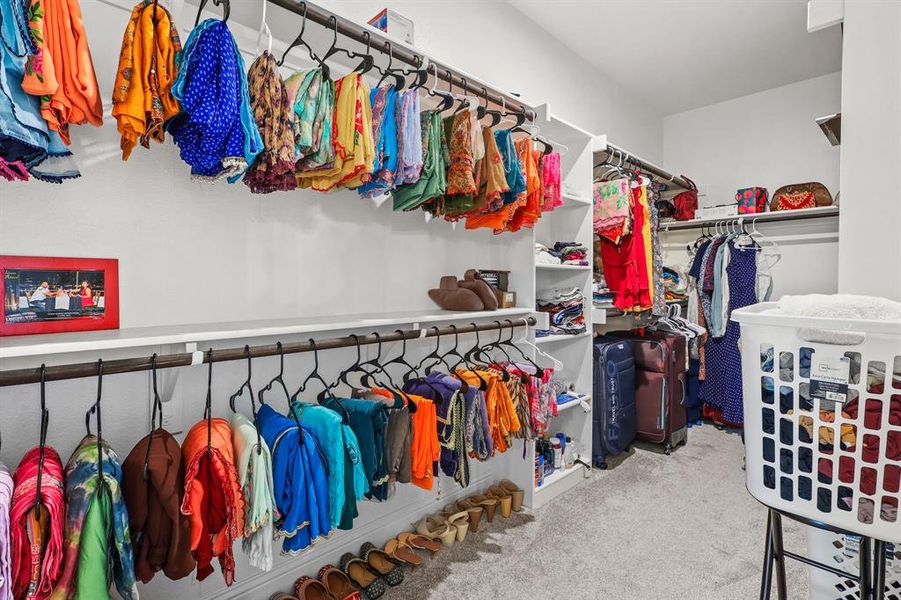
243, 51, 296, 193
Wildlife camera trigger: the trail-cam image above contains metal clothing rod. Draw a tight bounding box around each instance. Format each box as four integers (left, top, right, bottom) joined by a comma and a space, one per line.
265, 0, 535, 119
595, 142, 693, 191
0, 317, 536, 387
660, 206, 839, 232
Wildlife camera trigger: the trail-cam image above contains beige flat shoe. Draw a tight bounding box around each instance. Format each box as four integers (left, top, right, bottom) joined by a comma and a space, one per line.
398, 531, 441, 555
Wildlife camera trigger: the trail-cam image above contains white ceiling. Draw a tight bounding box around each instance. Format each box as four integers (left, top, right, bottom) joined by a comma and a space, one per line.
509, 0, 842, 115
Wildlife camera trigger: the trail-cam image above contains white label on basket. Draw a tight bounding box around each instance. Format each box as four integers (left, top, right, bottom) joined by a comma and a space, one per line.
810, 354, 850, 403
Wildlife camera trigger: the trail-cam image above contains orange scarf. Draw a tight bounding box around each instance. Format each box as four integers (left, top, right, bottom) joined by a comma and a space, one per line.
505, 138, 542, 232
180, 418, 244, 585
408, 394, 439, 490
112, 2, 182, 159
22, 0, 103, 145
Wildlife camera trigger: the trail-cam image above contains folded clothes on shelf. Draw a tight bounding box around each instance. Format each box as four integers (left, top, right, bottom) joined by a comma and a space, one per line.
535, 242, 589, 266
536, 287, 586, 336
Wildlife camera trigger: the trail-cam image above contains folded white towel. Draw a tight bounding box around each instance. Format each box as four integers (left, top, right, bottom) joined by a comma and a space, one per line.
778, 294, 901, 322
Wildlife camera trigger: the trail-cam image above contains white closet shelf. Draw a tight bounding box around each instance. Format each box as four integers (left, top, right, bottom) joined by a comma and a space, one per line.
591, 307, 608, 325
559, 193, 592, 208
534, 332, 592, 345
535, 264, 592, 272
533, 104, 595, 146
660, 205, 839, 231
0, 307, 534, 360
534, 464, 586, 492
556, 394, 591, 412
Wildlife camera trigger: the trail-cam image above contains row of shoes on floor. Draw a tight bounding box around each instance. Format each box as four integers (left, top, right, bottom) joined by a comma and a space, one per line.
269, 480, 524, 600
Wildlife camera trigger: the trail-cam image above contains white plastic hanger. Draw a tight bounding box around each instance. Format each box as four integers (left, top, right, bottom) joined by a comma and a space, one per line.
255, 0, 273, 56
514, 317, 563, 371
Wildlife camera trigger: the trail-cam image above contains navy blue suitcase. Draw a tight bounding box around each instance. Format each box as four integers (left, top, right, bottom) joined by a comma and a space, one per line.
592, 337, 637, 469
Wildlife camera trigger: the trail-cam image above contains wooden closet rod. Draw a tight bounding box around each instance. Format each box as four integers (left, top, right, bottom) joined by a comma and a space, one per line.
265, 0, 535, 120
595, 143, 694, 191
0, 317, 536, 387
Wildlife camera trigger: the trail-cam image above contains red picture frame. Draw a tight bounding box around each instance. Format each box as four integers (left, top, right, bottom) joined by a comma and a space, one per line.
1, 255, 119, 337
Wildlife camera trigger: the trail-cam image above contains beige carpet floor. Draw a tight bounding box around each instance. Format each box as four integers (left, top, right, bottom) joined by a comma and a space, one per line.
384, 425, 809, 600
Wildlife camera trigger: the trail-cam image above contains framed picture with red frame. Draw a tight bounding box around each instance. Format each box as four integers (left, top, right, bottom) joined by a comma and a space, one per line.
1, 256, 119, 337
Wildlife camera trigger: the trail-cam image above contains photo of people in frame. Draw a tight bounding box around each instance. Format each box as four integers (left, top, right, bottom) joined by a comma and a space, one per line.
4, 268, 106, 324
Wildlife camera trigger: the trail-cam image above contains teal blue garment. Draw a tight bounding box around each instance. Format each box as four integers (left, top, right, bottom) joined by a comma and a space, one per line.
291, 403, 346, 530
710, 236, 737, 337
225, 30, 263, 184
0, 0, 79, 182
494, 129, 526, 205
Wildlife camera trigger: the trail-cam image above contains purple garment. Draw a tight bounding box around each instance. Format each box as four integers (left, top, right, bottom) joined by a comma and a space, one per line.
0, 463, 11, 600
404, 373, 463, 479
400, 90, 422, 184
462, 385, 493, 460
699, 242, 757, 424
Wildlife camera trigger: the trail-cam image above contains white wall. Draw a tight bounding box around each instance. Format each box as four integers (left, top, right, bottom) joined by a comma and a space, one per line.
662, 72, 841, 208
0, 2, 657, 598
837, 0, 901, 301
660, 72, 842, 298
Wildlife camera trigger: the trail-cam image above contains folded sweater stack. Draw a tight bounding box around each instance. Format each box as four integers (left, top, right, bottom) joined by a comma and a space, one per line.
536, 287, 586, 336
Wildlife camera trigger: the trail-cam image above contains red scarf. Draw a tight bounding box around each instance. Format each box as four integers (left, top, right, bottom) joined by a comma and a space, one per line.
10, 447, 65, 600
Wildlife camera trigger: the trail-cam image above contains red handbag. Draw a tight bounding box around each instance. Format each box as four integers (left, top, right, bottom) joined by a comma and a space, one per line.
673, 176, 698, 221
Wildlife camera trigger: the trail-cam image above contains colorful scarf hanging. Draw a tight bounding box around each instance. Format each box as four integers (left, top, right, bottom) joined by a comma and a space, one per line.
296, 71, 373, 191
229, 413, 275, 571
9, 446, 65, 600
243, 51, 297, 194
358, 85, 397, 198
284, 68, 333, 170
49, 435, 138, 600
180, 417, 245, 585
396, 89, 422, 184
0, 463, 12, 600
20, 0, 103, 145
0, 0, 80, 183
256, 404, 331, 555
541, 152, 562, 211
392, 110, 447, 211
505, 137, 542, 232
112, 0, 182, 160
121, 428, 195, 583
593, 178, 633, 243
464, 129, 525, 231
169, 19, 262, 182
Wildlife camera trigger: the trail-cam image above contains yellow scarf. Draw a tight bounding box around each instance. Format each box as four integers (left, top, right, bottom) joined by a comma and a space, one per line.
112, 2, 182, 160
297, 72, 374, 191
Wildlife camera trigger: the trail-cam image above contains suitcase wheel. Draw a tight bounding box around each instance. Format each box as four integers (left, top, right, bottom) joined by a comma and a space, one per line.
664, 444, 672, 456
597, 462, 608, 470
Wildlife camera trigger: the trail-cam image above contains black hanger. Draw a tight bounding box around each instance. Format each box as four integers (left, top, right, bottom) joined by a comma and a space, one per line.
481, 320, 515, 371
501, 106, 528, 132
259, 342, 292, 406
443, 324, 488, 390
405, 55, 429, 90
203, 348, 214, 456
142, 354, 165, 481
416, 327, 453, 375
277, 1, 330, 75
84, 360, 105, 486
425, 64, 454, 112
374, 41, 406, 90
292, 338, 331, 402
479, 87, 503, 128
34, 364, 49, 511
321, 16, 374, 76
194, 0, 229, 27
228, 346, 254, 413
230, 346, 263, 455
453, 78, 472, 114
358, 332, 410, 410
383, 329, 444, 403
465, 322, 510, 383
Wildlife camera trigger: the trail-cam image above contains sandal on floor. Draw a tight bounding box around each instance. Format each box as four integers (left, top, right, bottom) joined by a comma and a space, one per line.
340, 553, 386, 600
294, 576, 338, 600
415, 516, 457, 547
467, 494, 498, 523
455, 497, 484, 532
487, 485, 513, 519
360, 542, 405, 586
384, 538, 424, 567
397, 531, 441, 555
499, 479, 525, 512
445, 511, 470, 542
318, 565, 362, 600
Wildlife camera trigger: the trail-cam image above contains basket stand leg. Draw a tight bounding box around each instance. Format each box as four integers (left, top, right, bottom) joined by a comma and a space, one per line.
760, 510, 776, 600
770, 511, 788, 600
872, 540, 887, 600
859, 537, 872, 600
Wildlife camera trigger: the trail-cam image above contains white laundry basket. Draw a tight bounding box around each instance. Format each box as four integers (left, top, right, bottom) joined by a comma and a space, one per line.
806, 527, 901, 600
733, 303, 901, 541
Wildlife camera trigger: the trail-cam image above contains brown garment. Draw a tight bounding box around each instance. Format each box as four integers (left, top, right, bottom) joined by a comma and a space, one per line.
121, 429, 195, 582
352, 388, 413, 484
